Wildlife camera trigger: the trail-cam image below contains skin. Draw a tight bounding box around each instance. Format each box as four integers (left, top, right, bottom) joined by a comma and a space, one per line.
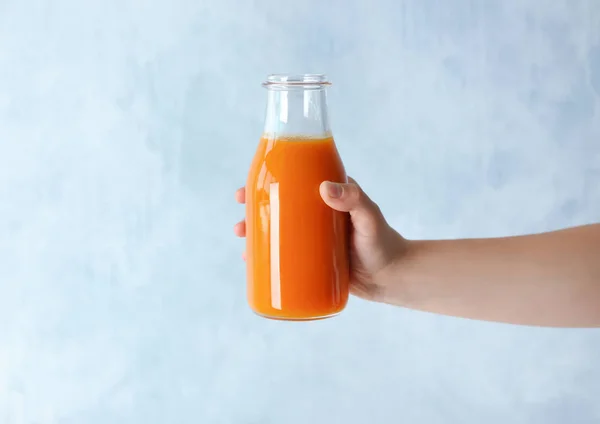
235, 179, 600, 328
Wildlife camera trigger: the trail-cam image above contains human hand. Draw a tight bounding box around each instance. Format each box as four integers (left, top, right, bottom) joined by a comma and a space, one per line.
234, 178, 407, 303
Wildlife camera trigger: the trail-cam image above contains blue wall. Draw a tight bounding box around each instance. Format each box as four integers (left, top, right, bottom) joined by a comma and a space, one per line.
1, 0, 599, 422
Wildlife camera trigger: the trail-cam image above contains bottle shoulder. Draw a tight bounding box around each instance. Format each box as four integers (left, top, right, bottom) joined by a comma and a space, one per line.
247, 135, 346, 189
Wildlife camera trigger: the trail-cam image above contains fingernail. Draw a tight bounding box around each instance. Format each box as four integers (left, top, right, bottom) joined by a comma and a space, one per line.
326, 182, 343, 199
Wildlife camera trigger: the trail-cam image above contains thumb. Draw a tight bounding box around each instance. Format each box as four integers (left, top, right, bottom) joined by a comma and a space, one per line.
319, 179, 386, 237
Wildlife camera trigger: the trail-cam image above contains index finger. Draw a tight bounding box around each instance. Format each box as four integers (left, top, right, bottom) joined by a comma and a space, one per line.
235, 187, 246, 204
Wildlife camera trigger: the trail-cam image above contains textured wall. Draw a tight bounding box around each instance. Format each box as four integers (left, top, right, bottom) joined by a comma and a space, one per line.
1, 0, 600, 423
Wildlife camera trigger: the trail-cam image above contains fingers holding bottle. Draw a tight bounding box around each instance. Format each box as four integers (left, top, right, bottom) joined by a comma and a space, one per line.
319, 178, 386, 238
235, 187, 246, 204
234, 186, 247, 260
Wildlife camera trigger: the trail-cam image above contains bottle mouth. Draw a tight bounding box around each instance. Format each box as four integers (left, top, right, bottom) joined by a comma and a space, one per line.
263, 74, 331, 90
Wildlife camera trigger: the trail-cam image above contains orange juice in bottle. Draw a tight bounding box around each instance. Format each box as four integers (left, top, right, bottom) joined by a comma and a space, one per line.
246, 74, 350, 320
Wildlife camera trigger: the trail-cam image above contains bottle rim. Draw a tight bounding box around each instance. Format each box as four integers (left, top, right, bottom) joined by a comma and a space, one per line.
262, 74, 331, 89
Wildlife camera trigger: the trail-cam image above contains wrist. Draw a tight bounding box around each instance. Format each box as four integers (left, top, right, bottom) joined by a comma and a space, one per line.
378, 237, 429, 308
371, 228, 412, 304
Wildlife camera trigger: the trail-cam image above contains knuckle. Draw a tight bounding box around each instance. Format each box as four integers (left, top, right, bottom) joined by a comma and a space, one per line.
348, 183, 362, 202
371, 202, 383, 217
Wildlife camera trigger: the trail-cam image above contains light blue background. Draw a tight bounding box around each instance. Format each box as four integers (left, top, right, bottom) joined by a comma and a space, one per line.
1, 0, 600, 422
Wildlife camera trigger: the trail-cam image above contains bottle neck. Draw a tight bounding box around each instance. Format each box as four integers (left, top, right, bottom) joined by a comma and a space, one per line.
263, 88, 331, 138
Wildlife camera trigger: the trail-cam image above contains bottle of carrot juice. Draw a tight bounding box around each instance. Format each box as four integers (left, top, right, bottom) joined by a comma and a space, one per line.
246, 74, 350, 320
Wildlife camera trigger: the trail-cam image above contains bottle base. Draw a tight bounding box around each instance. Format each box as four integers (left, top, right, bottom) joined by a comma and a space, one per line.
252, 310, 342, 321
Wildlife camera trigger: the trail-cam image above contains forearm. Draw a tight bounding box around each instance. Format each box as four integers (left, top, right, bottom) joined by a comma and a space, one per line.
384, 224, 600, 327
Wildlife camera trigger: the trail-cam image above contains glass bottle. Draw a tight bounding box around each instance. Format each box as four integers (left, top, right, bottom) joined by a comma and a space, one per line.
245, 74, 350, 321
